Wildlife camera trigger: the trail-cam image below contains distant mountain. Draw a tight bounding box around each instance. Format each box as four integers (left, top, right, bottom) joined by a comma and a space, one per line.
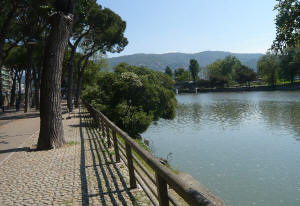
107, 51, 264, 73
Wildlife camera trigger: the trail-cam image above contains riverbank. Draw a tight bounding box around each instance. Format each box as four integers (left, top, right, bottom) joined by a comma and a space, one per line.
176, 82, 300, 94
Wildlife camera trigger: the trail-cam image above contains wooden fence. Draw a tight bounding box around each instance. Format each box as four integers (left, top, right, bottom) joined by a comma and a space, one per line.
82, 100, 215, 206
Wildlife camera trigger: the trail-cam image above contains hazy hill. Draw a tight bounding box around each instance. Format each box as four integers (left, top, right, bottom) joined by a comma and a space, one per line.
107, 51, 263, 72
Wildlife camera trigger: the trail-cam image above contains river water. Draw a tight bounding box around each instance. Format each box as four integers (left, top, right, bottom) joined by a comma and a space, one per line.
142, 91, 300, 206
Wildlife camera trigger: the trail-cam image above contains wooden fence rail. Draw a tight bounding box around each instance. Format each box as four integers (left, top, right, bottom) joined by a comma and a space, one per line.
82, 100, 215, 206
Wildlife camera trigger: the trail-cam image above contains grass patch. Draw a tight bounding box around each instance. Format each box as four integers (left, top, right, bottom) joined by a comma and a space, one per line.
115, 133, 179, 176
135, 139, 151, 152
66, 141, 80, 146
64, 200, 72, 206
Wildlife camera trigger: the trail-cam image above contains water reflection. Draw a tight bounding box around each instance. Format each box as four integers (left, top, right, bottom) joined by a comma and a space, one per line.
258, 101, 300, 139
174, 93, 300, 140
143, 92, 300, 206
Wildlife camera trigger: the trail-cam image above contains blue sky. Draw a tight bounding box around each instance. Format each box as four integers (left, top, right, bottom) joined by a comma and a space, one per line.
98, 0, 277, 57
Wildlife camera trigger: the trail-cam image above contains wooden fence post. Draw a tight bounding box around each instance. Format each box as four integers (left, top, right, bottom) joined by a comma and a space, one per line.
156, 173, 169, 206
106, 126, 112, 147
112, 130, 120, 163
101, 118, 106, 138
125, 142, 137, 188
98, 115, 102, 134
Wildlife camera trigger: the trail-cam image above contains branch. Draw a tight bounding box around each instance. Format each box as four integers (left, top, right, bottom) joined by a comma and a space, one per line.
68, 40, 74, 49
74, 29, 90, 47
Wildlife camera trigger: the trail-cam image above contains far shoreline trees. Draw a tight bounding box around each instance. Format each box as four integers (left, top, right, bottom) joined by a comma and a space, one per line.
165, 56, 258, 88
257, 53, 280, 87
189, 59, 200, 82
164, 47, 298, 89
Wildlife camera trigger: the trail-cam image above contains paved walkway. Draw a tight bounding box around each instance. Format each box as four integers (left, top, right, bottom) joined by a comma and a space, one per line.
0, 109, 40, 164
0, 107, 150, 206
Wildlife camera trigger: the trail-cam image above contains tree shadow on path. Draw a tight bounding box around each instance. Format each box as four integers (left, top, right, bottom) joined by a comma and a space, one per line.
0, 147, 30, 154
0, 113, 39, 121
79, 107, 140, 206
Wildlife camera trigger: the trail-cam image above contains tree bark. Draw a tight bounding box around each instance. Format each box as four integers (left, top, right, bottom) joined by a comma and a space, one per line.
15, 70, 23, 111
75, 54, 90, 107
24, 69, 31, 113
17, 71, 22, 101
32, 66, 40, 110
37, 12, 73, 150
67, 32, 88, 112
67, 45, 76, 112
75, 73, 82, 108
10, 73, 16, 106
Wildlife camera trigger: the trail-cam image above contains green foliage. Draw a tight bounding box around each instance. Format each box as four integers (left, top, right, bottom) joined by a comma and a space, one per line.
207, 56, 244, 87
82, 63, 177, 138
165, 66, 173, 78
3, 46, 30, 69
195, 79, 211, 88
221, 56, 242, 81
235, 65, 256, 86
272, 0, 300, 51
174, 68, 192, 82
257, 52, 280, 87
189, 59, 200, 82
279, 47, 300, 83
207, 59, 228, 88
78, 3, 128, 55
82, 57, 108, 88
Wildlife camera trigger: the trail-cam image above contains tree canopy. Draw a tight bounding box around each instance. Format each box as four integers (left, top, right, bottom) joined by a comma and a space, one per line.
235, 65, 256, 86
165, 66, 173, 77
206, 56, 243, 87
189, 59, 200, 82
257, 52, 280, 87
272, 0, 300, 51
174, 68, 192, 82
82, 63, 177, 138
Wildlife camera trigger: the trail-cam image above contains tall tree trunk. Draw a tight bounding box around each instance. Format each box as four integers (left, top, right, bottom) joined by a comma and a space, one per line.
18, 78, 22, 100
16, 72, 22, 111
0, 68, 2, 109
67, 30, 90, 112
33, 66, 40, 110
37, 12, 73, 150
17, 72, 22, 101
75, 55, 89, 108
10, 74, 16, 106
67, 46, 76, 112
24, 69, 31, 113
75, 73, 82, 108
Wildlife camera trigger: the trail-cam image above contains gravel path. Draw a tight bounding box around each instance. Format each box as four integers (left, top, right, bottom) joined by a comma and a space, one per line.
0, 107, 150, 206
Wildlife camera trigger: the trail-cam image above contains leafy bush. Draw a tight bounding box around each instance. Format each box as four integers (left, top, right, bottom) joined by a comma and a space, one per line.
82, 63, 177, 138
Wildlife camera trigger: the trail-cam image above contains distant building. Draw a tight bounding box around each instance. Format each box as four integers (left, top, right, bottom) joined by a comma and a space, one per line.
1, 67, 12, 105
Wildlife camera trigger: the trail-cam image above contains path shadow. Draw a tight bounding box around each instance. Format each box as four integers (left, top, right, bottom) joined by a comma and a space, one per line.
0, 113, 39, 121
79, 107, 90, 206
0, 108, 24, 116
0, 140, 8, 144
83, 113, 139, 206
0, 147, 30, 154
70, 122, 90, 128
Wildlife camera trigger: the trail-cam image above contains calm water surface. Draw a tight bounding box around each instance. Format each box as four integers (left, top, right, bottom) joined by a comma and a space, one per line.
143, 91, 300, 206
